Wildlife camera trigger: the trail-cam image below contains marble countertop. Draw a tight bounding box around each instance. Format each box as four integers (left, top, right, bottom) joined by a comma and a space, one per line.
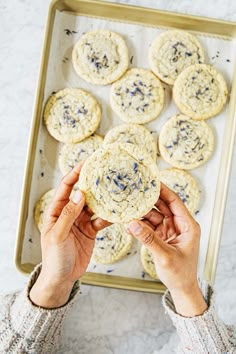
0, 0, 236, 353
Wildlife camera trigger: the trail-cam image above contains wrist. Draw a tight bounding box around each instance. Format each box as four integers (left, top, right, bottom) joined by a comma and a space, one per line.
29, 274, 74, 309
170, 283, 208, 317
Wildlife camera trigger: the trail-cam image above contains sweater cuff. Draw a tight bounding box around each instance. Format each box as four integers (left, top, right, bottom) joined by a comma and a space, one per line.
162, 281, 232, 352
10, 264, 80, 341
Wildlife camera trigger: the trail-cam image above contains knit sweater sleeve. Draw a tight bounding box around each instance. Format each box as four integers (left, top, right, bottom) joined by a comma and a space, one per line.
162, 281, 236, 353
0, 264, 80, 354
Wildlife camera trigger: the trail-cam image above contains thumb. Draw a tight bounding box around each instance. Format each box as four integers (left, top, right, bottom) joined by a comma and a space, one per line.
53, 190, 85, 239
127, 220, 169, 257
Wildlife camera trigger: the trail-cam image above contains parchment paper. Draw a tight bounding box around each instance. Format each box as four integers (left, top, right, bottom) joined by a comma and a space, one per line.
21, 10, 236, 282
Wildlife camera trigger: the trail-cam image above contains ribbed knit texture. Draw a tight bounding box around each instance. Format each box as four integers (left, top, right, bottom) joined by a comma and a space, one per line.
163, 281, 236, 353
0, 264, 80, 354
1, 269, 236, 354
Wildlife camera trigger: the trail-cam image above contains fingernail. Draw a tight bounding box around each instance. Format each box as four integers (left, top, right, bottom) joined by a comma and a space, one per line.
71, 190, 82, 204
128, 221, 142, 235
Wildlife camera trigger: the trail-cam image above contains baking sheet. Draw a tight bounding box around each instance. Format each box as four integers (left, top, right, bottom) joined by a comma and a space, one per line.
21, 10, 235, 282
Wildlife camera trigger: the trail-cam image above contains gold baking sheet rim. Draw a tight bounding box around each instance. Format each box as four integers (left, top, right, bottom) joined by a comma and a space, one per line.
14, 0, 236, 294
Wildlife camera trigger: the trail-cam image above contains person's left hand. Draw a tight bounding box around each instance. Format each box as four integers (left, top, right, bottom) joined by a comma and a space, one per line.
30, 162, 110, 308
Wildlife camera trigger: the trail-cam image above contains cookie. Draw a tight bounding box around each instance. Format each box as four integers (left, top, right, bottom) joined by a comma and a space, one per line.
141, 246, 158, 279
92, 224, 133, 264
104, 124, 157, 161
44, 88, 101, 143
78, 143, 160, 223
149, 30, 204, 85
159, 114, 214, 170
160, 168, 200, 215
72, 30, 129, 85
173, 64, 228, 120
110, 68, 164, 124
34, 189, 55, 232
59, 134, 103, 176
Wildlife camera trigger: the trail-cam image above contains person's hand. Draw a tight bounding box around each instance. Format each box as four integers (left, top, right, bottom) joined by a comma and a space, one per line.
127, 183, 207, 317
30, 162, 109, 308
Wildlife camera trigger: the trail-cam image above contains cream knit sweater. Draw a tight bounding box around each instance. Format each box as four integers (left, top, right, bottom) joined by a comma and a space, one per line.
0, 266, 236, 353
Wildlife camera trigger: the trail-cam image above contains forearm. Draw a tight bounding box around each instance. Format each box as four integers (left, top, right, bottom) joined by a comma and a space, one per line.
170, 282, 208, 317
0, 264, 80, 354
30, 270, 75, 308
163, 281, 236, 353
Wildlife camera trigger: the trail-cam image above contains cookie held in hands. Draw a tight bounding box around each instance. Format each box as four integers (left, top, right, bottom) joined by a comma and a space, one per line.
78, 143, 160, 223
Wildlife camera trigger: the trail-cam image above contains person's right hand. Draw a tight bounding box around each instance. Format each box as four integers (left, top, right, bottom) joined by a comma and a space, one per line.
128, 183, 207, 317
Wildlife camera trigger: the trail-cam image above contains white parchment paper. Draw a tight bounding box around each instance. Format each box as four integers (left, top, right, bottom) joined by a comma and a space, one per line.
21, 10, 236, 282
